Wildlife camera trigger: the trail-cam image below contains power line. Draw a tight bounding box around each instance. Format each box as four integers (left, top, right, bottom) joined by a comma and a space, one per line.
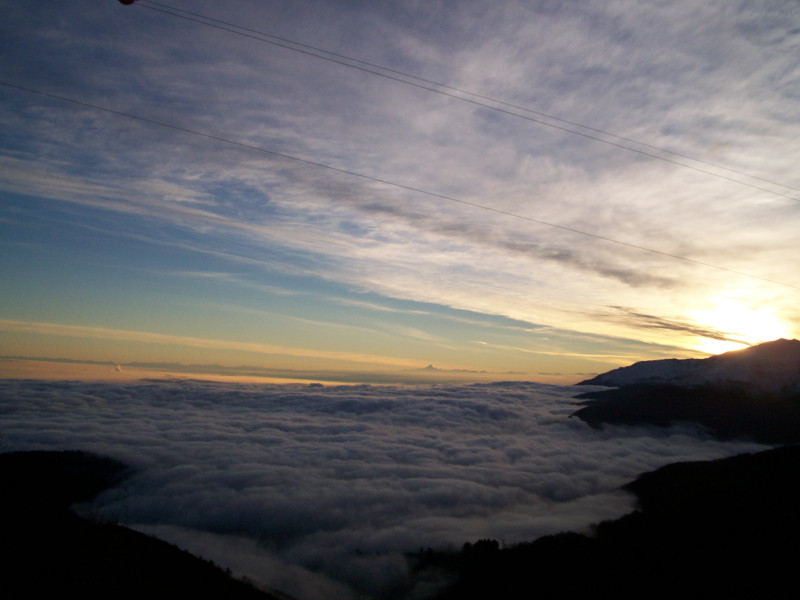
2, 79, 797, 292
134, 0, 800, 203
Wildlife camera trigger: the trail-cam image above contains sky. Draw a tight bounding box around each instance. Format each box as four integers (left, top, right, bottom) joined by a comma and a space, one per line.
1, 0, 799, 384
0, 378, 768, 598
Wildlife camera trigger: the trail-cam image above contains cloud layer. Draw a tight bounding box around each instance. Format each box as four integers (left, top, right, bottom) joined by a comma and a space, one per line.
0, 378, 767, 598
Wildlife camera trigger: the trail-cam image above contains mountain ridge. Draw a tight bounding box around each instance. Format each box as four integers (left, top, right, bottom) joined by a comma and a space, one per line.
572, 339, 800, 443
578, 338, 800, 392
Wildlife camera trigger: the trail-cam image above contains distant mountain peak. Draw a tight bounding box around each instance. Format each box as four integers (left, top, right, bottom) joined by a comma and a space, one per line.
579, 338, 800, 392
711, 337, 800, 362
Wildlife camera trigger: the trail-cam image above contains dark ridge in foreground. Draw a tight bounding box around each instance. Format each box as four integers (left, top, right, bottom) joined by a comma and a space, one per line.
416, 445, 800, 599
0, 451, 282, 600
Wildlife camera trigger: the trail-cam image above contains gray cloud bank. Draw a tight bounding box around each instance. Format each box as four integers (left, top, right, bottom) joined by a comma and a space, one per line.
0, 379, 766, 598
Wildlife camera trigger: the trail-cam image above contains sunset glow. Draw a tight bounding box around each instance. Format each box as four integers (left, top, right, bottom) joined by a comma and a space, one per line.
2, 4, 799, 597
692, 299, 792, 355
1, 1, 798, 383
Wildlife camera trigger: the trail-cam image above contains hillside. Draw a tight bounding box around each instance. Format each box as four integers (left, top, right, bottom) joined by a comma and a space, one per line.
422, 445, 800, 599
0, 451, 283, 600
572, 339, 800, 442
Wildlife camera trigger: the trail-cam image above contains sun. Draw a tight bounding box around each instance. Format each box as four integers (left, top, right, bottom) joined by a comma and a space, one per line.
691, 298, 791, 355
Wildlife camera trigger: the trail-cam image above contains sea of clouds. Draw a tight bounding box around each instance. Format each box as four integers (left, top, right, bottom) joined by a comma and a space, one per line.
0, 379, 768, 599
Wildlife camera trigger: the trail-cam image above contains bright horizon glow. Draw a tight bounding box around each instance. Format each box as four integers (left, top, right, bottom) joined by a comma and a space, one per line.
691, 298, 792, 355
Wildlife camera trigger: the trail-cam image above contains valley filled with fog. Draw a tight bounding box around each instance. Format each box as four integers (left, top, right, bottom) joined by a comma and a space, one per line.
0, 379, 767, 599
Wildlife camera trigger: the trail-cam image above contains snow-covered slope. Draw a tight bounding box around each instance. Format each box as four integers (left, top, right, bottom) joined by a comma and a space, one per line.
579, 339, 800, 392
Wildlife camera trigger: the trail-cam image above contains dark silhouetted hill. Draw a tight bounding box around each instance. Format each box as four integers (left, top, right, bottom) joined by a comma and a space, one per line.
419, 445, 800, 599
578, 338, 800, 391
0, 450, 283, 599
572, 339, 800, 443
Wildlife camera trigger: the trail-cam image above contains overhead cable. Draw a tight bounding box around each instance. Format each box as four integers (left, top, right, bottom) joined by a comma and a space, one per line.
1, 80, 797, 291
134, 0, 800, 204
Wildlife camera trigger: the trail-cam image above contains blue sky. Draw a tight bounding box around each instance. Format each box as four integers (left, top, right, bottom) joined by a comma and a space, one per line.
1, 0, 799, 383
